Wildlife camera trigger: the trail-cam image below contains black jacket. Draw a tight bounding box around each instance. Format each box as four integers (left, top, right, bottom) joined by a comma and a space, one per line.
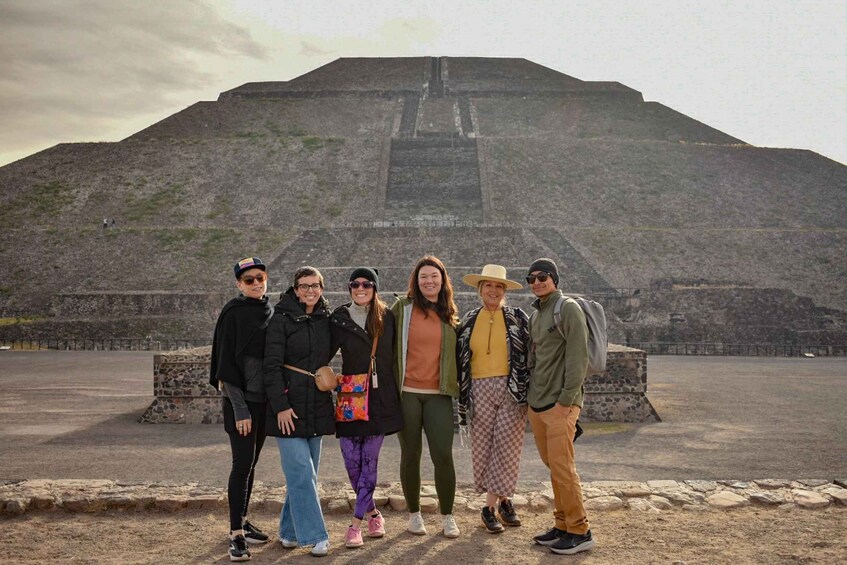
262, 288, 335, 438
330, 304, 403, 438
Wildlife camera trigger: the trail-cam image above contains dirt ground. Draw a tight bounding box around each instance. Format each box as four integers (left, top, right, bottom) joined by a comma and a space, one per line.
4, 506, 845, 564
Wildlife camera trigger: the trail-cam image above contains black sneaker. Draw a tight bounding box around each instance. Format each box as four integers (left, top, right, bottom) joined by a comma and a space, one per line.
481, 507, 505, 533
497, 498, 521, 527
242, 520, 270, 545
550, 530, 595, 555
533, 527, 568, 546
229, 535, 251, 562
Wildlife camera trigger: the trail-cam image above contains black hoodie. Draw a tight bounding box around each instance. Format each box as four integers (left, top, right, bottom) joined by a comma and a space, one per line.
262, 287, 335, 438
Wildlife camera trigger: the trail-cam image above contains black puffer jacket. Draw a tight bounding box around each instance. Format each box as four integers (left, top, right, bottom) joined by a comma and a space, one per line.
330, 304, 403, 438
262, 288, 335, 438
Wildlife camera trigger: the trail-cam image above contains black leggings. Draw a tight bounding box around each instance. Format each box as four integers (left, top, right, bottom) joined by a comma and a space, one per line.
224, 399, 267, 531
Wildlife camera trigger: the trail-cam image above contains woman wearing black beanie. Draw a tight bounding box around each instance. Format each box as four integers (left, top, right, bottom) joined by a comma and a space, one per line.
330, 267, 403, 549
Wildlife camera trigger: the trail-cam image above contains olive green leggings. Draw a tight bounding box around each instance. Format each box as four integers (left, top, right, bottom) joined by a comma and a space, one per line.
397, 392, 456, 514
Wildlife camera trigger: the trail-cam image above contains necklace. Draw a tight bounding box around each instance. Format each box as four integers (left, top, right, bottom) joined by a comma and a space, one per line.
486, 308, 497, 354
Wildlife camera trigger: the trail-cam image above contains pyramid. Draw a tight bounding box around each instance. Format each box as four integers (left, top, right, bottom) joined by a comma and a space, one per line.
0, 56, 845, 348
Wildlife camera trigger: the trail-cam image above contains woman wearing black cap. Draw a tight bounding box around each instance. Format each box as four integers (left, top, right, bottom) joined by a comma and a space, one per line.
330, 268, 403, 549
209, 257, 274, 562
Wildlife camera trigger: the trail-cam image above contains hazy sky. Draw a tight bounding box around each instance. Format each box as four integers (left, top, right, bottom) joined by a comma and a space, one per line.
1, 0, 844, 166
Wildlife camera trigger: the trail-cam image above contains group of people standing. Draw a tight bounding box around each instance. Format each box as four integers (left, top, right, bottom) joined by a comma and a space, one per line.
210, 255, 595, 560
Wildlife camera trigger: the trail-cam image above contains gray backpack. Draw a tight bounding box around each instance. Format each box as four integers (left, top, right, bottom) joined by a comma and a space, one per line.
534, 295, 608, 375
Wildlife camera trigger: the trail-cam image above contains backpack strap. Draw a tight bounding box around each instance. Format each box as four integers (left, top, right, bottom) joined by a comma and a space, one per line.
549, 295, 568, 339
530, 295, 568, 338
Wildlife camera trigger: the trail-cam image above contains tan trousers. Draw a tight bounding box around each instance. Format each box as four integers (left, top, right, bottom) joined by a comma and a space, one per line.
528, 405, 589, 534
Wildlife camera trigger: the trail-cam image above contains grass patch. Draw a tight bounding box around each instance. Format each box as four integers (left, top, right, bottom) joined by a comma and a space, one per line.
155, 229, 197, 250
32, 181, 75, 217
265, 122, 308, 138
198, 229, 236, 261
0, 181, 75, 222
124, 182, 187, 222
0, 316, 40, 326
301, 136, 344, 150
234, 131, 265, 140
206, 195, 234, 220
0, 287, 11, 299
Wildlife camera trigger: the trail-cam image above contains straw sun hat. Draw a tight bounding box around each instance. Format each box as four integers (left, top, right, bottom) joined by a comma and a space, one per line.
462, 264, 523, 290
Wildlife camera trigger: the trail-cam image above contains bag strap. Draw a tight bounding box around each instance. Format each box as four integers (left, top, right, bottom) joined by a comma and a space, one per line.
368, 337, 378, 374
283, 364, 315, 377
366, 335, 380, 388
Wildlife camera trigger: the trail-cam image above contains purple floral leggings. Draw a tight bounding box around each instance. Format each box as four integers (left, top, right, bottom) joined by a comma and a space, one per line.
339, 435, 385, 520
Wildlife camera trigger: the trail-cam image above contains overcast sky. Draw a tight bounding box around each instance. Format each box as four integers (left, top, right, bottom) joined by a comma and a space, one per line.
1, 0, 844, 167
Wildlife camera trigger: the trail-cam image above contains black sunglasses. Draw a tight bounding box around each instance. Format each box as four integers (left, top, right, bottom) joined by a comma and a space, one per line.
348, 280, 375, 290
241, 274, 266, 285
525, 272, 551, 284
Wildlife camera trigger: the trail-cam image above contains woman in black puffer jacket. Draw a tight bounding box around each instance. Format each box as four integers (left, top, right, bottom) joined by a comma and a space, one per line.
262, 266, 334, 556
330, 267, 403, 549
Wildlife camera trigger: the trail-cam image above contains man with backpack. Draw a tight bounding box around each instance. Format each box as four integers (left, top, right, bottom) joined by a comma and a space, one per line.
525, 258, 595, 555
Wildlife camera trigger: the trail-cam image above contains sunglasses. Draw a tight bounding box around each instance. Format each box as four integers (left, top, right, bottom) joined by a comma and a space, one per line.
348, 281, 375, 290
240, 274, 266, 285
296, 283, 322, 292
525, 272, 551, 284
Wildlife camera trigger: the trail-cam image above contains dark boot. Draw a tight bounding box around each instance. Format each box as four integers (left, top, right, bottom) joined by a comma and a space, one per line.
480, 507, 505, 533
497, 498, 521, 527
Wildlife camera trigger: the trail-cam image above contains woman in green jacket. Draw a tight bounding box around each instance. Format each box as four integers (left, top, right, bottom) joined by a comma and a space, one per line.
391, 255, 460, 538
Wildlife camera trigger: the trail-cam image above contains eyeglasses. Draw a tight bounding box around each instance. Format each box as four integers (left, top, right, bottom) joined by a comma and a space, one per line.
240, 274, 266, 285
525, 272, 551, 284
296, 283, 322, 292
348, 281, 375, 290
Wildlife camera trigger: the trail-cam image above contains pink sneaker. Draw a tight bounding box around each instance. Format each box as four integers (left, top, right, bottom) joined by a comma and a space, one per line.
367, 511, 386, 538
345, 525, 364, 548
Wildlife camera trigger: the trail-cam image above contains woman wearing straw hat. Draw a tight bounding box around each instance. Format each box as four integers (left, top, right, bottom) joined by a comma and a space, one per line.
457, 264, 530, 534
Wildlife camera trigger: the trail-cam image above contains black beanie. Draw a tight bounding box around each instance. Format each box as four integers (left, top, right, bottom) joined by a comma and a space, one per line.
349, 267, 379, 291
528, 258, 559, 286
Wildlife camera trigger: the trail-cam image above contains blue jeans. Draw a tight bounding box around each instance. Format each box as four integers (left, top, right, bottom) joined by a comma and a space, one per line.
276, 436, 328, 546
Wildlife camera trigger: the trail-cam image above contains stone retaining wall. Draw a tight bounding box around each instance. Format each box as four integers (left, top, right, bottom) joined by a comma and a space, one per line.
2, 478, 844, 516
139, 344, 659, 424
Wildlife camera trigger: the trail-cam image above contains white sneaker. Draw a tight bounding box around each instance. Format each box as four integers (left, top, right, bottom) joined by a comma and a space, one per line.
442, 514, 460, 538
310, 539, 329, 557
279, 538, 297, 549
408, 512, 427, 535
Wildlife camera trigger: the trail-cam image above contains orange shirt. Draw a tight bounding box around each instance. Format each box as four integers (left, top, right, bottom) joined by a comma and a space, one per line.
403, 305, 442, 393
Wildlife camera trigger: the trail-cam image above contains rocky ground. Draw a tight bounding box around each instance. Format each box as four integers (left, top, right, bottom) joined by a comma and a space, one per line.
2, 478, 846, 564
4, 505, 846, 564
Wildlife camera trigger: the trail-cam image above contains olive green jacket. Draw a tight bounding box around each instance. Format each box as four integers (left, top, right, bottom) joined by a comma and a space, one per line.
390, 296, 459, 398
528, 290, 589, 408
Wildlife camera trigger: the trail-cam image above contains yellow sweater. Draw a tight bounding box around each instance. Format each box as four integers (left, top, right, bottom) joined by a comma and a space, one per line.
469, 308, 510, 378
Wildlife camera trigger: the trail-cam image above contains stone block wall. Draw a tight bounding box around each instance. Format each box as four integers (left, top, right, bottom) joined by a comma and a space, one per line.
140, 344, 659, 424
140, 350, 221, 424
583, 345, 660, 422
